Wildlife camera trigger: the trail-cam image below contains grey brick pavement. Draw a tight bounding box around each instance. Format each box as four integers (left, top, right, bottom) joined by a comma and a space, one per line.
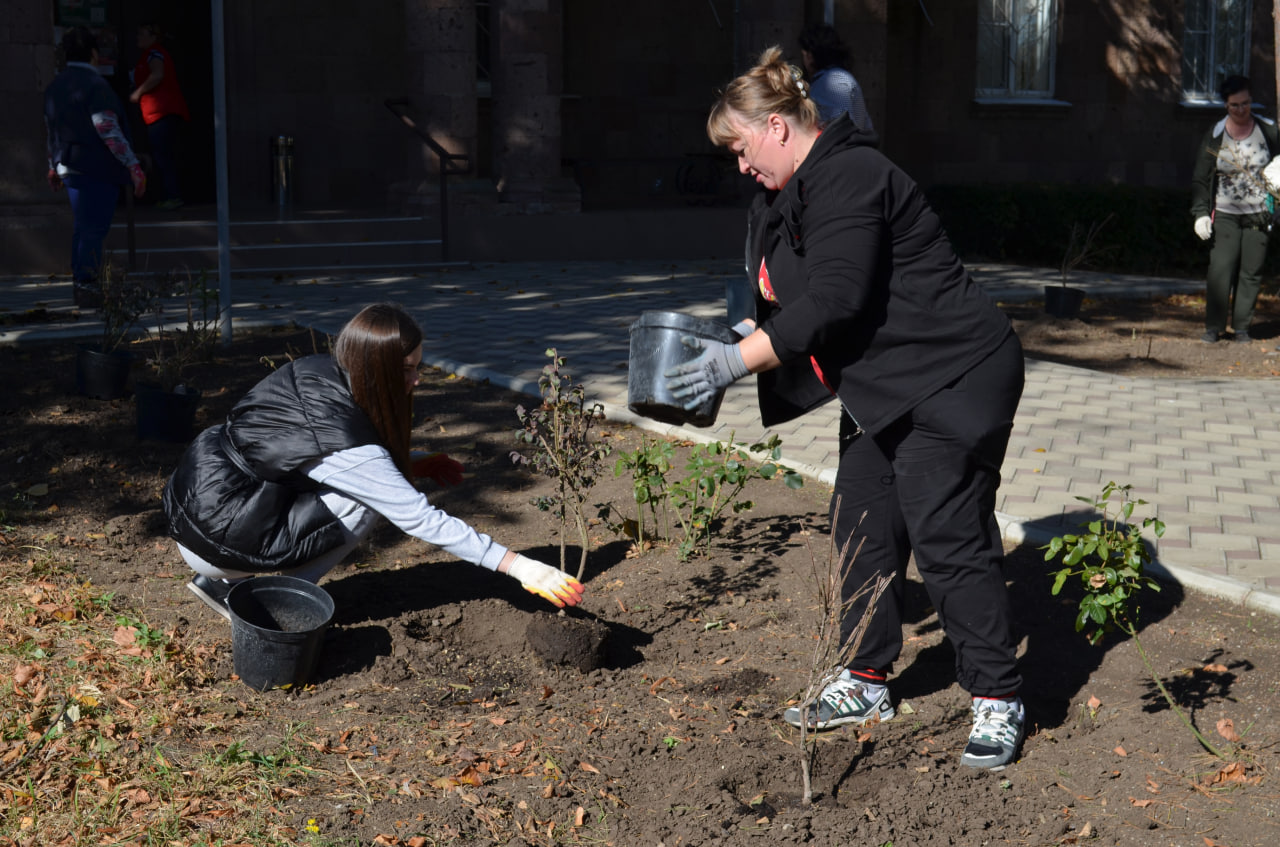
4, 260, 1279, 614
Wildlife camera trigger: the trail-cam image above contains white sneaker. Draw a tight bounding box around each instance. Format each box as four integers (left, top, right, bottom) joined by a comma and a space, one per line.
783, 669, 895, 730
961, 697, 1025, 770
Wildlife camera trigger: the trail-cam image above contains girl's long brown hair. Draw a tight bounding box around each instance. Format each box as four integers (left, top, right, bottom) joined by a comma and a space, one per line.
333, 303, 422, 476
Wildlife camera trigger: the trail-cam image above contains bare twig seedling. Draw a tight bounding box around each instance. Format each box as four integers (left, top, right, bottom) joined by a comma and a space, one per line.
794, 504, 892, 805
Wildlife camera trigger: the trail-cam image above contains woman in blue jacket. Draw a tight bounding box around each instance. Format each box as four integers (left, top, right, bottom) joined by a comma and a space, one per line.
44, 26, 147, 307
164, 303, 584, 619
667, 47, 1025, 770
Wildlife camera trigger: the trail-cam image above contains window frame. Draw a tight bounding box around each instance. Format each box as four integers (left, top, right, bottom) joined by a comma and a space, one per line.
974, 0, 1059, 101
1180, 0, 1253, 105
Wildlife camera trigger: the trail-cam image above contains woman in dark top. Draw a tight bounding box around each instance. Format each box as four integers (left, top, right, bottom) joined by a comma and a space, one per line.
666, 47, 1025, 770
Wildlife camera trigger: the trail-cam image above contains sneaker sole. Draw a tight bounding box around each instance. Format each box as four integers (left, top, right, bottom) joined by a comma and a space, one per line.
961, 730, 1025, 770
783, 704, 895, 730
187, 580, 232, 621
960, 752, 1016, 770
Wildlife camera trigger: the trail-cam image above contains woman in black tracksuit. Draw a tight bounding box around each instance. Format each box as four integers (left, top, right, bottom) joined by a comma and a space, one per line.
665, 47, 1026, 770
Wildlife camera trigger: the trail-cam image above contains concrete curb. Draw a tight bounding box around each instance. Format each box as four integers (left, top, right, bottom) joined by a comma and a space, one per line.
997, 512, 1280, 618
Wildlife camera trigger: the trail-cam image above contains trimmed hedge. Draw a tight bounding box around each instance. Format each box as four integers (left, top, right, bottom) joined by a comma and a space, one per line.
926, 183, 1280, 283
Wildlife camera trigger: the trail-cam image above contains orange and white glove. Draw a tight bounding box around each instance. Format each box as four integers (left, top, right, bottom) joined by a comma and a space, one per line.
506, 554, 585, 608
411, 452, 465, 487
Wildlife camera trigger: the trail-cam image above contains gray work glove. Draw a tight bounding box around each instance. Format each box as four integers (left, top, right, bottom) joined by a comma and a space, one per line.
663, 336, 749, 410
730, 319, 756, 339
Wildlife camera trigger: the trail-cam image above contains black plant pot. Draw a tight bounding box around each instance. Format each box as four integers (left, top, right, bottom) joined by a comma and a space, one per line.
135, 383, 201, 443
1044, 285, 1086, 319
75, 344, 132, 400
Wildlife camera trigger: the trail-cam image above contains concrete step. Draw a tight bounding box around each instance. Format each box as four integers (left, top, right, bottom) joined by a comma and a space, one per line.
103, 207, 449, 274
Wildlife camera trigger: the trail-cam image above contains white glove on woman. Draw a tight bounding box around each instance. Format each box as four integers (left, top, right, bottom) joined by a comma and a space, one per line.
506, 554, 585, 608
1194, 216, 1213, 241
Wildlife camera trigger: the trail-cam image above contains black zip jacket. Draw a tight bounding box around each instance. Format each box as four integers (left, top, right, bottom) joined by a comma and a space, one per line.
748, 115, 1014, 433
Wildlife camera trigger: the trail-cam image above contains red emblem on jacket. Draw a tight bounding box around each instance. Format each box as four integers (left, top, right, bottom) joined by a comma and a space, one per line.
757, 259, 777, 303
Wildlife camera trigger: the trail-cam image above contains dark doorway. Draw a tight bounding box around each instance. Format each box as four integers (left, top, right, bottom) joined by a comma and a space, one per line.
117, 0, 215, 204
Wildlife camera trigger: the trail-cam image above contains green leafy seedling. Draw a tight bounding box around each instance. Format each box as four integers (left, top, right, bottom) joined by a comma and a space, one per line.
1044, 481, 1226, 759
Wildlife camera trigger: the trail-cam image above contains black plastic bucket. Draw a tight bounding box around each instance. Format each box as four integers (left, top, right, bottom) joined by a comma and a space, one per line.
628, 310, 739, 428
227, 576, 335, 691
1044, 285, 1086, 319
75, 345, 132, 400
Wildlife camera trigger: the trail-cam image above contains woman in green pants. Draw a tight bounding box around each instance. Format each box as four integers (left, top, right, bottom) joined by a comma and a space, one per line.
1191, 74, 1279, 344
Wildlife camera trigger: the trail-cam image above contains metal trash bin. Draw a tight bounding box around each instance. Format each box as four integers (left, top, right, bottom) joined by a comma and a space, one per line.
271, 135, 294, 215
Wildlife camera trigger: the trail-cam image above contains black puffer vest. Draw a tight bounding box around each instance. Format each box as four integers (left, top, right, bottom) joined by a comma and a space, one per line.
162, 356, 381, 571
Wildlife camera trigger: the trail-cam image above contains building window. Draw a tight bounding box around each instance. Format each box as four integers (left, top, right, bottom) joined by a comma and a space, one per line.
1182, 0, 1252, 102
975, 0, 1057, 99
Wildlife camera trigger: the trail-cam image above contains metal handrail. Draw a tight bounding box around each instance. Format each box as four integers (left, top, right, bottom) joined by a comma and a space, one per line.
384, 97, 471, 262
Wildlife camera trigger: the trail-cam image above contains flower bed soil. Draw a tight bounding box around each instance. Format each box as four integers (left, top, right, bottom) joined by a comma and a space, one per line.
0, 310, 1277, 847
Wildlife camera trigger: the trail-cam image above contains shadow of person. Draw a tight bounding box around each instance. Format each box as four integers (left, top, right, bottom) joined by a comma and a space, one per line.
310, 624, 392, 684
317, 551, 653, 670
321, 559, 507, 627
1002, 529, 1186, 731
876, 518, 1187, 732
877, 575, 953, 701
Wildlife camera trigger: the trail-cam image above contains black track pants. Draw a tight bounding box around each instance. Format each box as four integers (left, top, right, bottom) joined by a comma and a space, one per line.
831, 332, 1025, 697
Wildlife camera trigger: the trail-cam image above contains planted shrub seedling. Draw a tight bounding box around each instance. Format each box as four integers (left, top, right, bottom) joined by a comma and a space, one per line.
511, 349, 612, 579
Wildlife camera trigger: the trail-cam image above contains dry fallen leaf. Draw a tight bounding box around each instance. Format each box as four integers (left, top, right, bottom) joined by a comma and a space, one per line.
1203, 761, 1261, 787
1086, 695, 1102, 712
1202, 663, 1229, 674
648, 676, 674, 695
1113, 745, 1127, 757
1216, 718, 1241, 743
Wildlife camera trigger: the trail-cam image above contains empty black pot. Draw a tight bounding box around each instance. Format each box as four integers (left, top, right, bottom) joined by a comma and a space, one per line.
75, 345, 132, 400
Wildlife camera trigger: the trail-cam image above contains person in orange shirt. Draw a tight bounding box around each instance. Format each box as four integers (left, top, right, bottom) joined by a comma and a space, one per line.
129, 22, 189, 209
